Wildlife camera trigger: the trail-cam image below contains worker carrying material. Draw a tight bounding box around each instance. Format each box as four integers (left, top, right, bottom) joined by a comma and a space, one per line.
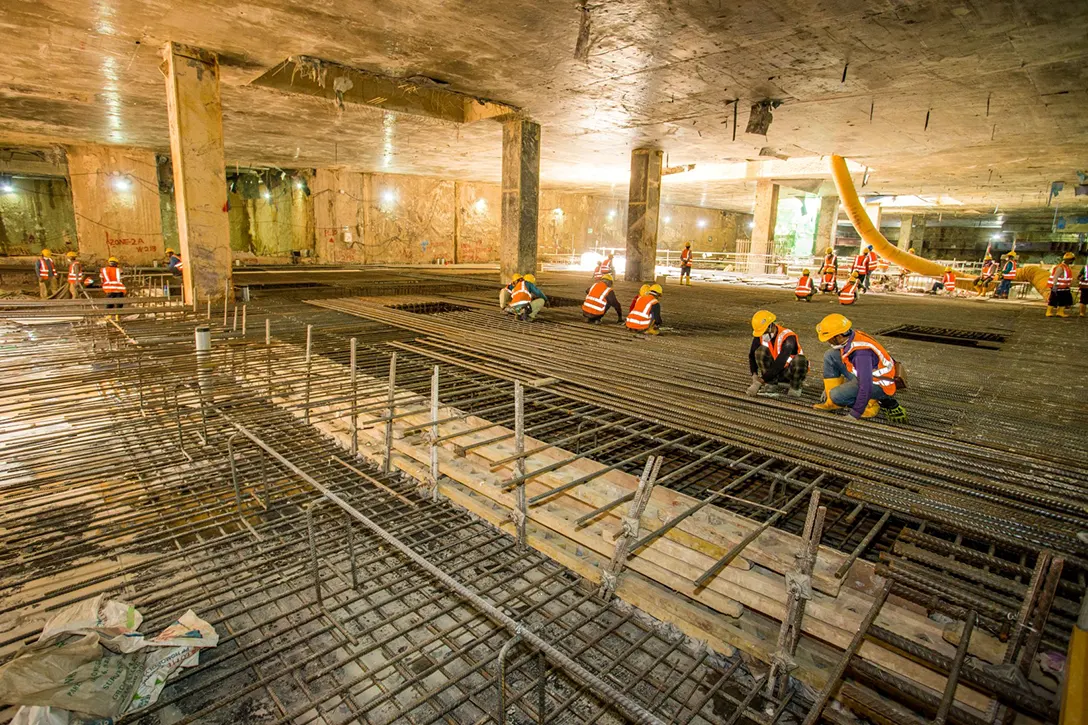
582, 274, 624, 323
509, 273, 548, 321
1078, 259, 1088, 317
65, 251, 82, 299
747, 310, 808, 397
593, 254, 615, 280
838, 272, 860, 305
929, 267, 956, 295
994, 251, 1018, 299
100, 257, 127, 310
795, 269, 815, 302
165, 248, 184, 277
626, 284, 662, 335
499, 274, 522, 312
1046, 252, 1075, 317
36, 249, 57, 299
819, 247, 838, 293
679, 243, 693, 285
975, 255, 997, 296
813, 313, 907, 422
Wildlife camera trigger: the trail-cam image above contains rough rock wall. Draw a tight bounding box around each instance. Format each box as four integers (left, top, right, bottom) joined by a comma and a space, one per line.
0, 178, 77, 256
228, 171, 315, 260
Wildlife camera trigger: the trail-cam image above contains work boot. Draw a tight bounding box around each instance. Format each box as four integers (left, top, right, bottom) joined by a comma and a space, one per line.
646, 327, 660, 336
1080, 306, 1086, 317
884, 404, 908, 423
813, 377, 844, 411
861, 399, 880, 418
1057, 307, 1070, 318
1046, 306, 1056, 317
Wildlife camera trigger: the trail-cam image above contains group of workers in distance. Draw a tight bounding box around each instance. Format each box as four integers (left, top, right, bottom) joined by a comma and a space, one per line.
749, 309, 908, 422
792, 245, 877, 306
34, 247, 185, 308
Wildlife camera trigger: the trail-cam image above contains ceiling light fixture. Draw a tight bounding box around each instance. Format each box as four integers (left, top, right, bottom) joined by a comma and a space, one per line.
111, 174, 132, 192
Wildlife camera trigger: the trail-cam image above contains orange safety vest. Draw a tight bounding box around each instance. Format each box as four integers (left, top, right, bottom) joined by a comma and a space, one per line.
37, 258, 56, 279
625, 294, 658, 331
1002, 260, 1018, 280
980, 261, 997, 279
593, 260, 613, 279
866, 251, 878, 269
820, 254, 837, 273
842, 331, 897, 395
67, 261, 82, 283
1048, 263, 1072, 290
795, 275, 814, 297
680, 248, 692, 266
100, 266, 126, 293
761, 327, 803, 365
821, 271, 836, 287
839, 280, 858, 305
852, 254, 869, 274
942, 271, 956, 288
169, 254, 184, 271
582, 282, 612, 315
1079, 268, 1088, 290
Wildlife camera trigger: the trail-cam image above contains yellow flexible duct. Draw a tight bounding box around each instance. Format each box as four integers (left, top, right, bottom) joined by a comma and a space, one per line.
828, 154, 1060, 296
1061, 596, 1088, 725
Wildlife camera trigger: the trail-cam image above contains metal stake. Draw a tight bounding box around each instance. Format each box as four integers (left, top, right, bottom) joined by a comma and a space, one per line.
304, 324, 313, 424
383, 352, 397, 474
514, 380, 527, 547
429, 365, 440, 502
599, 456, 663, 601
350, 338, 358, 456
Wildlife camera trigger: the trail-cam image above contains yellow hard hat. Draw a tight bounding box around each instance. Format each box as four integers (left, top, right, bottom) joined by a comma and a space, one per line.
908, 247, 916, 254
849, 271, 859, 279
648, 283, 663, 296
802, 268, 810, 275
751, 310, 776, 337
817, 313, 852, 342
601, 273, 614, 282
165, 247, 176, 255
66, 251, 77, 258
108, 256, 119, 263
825, 247, 834, 255
685, 242, 691, 248
40, 249, 51, 257
1007, 251, 1018, 257
511, 273, 523, 284
1063, 252, 1075, 261
984, 254, 992, 260
522, 273, 536, 284
944, 266, 953, 271
638, 284, 650, 296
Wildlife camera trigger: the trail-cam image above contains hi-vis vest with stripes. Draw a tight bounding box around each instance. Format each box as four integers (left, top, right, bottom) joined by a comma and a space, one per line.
795, 276, 813, 296
67, 261, 82, 283
509, 280, 532, 307
838, 280, 858, 304
1002, 260, 1018, 279
761, 327, 803, 365
100, 266, 126, 292
842, 331, 897, 395
593, 260, 613, 279
942, 271, 956, 288
680, 249, 692, 265
851, 254, 869, 273
37, 258, 56, 278
625, 294, 658, 331
582, 282, 611, 315
1048, 264, 1072, 290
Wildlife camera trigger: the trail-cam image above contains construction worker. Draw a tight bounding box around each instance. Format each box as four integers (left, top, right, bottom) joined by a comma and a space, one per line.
582, 273, 623, 323
747, 310, 808, 397
626, 283, 662, 335
629, 283, 650, 315
974, 255, 997, 296
819, 247, 839, 293
1045, 252, 1075, 317
100, 256, 126, 310
838, 272, 860, 305
65, 251, 82, 298
593, 253, 615, 280
166, 248, 183, 277
1078, 260, 1088, 317
995, 251, 1018, 298
864, 245, 879, 291
929, 266, 956, 295
679, 243, 693, 285
851, 248, 871, 293
499, 273, 522, 312
509, 273, 547, 321
795, 269, 815, 302
36, 249, 57, 298
813, 313, 907, 422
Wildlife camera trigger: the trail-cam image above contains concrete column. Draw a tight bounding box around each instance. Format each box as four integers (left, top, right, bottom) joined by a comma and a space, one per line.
500, 119, 540, 280
624, 148, 663, 282
749, 180, 780, 273
814, 195, 839, 254
897, 214, 914, 251
162, 42, 232, 304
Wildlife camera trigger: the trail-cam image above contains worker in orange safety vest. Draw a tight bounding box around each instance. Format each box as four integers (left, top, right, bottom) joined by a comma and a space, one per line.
863, 245, 879, 291
679, 243, 693, 285
838, 272, 860, 305
929, 266, 956, 295
626, 284, 662, 335
994, 251, 1018, 298
818, 247, 838, 293
974, 255, 997, 296
747, 310, 808, 397
36, 249, 57, 298
1046, 252, 1075, 317
813, 313, 907, 422
100, 257, 126, 310
850, 249, 871, 294
593, 254, 615, 280
582, 274, 624, 323
65, 251, 82, 298
795, 269, 815, 302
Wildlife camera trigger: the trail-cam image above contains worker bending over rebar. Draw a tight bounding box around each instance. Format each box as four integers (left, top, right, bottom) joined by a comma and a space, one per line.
813, 313, 907, 423
747, 310, 808, 397
581, 273, 624, 323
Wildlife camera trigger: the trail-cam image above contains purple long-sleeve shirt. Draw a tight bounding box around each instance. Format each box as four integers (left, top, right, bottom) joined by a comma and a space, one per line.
849, 348, 877, 418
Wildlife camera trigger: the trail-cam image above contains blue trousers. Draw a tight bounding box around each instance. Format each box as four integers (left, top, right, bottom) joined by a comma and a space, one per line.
995, 279, 1012, 297
823, 349, 893, 407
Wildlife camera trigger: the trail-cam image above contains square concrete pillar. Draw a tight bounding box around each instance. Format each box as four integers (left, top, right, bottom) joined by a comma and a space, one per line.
500, 119, 540, 280
814, 195, 839, 254
897, 214, 914, 251
624, 148, 663, 282
749, 180, 779, 273
162, 42, 232, 304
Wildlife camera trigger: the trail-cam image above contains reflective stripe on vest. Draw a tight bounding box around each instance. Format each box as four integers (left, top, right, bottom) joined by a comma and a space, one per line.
509, 280, 532, 307
1049, 264, 1072, 290
981, 261, 996, 278
942, 272, 956, 287
100, 266, 126, 292
1079, 269, 1088, 290
582, 282, 611, 314
593, 261, 613, 278
37, 259, 55, 278
852, 254, 868, 273
625, 294, 657, 331
67, 261, 82, 283
795, 276, 813, 296
762, 327, 803, 366
842, 331, 897, 394
1003, 260, 1018, 279
821, 272, 835, 285
681, 249, 692, 265
839, 281, 857, 305
866, 251, 878, 268
822, 254, 837, 272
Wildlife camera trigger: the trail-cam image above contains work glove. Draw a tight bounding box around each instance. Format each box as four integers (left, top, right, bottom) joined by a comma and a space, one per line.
745, 374, 763, 396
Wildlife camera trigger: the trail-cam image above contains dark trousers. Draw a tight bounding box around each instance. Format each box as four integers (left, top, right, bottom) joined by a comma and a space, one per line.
755, 347, 809, 390
680, 265, 691, 279
995, 279, 1012, 298
106, 292, 125, 309
857, 273, 868, 291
